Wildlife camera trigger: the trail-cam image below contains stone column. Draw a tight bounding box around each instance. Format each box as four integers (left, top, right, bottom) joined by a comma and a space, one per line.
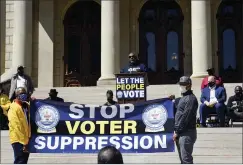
97, 0, 120, 86
12, 1, 32, 75
38, 0, 54, 87
191, 0, 212, 78
0, 0, 32, 81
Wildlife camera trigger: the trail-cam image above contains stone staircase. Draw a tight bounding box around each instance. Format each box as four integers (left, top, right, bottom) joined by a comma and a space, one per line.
1, 83, 242, 164
32, 83, 241, 105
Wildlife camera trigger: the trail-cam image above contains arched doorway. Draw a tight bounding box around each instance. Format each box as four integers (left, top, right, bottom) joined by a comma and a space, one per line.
139, 0, 184, 85
216, 0, 243, 83
63, 0, 101, 86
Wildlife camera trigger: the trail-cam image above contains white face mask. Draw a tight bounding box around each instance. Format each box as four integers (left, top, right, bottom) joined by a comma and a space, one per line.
180, 86, 187, 93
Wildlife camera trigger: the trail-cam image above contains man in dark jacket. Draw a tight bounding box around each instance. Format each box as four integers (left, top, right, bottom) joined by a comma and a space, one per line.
45, 89, 64, 102
227, 86, 243, 120
120, 52, 147, 73
174, 76, 198, 164
9, 66, 34, 102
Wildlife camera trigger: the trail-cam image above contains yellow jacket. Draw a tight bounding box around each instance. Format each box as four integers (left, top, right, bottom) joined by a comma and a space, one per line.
0, 94, 11, 116
8, 101, 31, 145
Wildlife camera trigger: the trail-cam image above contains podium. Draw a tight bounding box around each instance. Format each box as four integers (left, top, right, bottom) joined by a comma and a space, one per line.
115, 73, 148, 104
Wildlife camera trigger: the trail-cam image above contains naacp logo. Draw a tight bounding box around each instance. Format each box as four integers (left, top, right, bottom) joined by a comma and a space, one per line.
142, 104, 168, 132
116, 91, 123, 98
35, 105, 60, 134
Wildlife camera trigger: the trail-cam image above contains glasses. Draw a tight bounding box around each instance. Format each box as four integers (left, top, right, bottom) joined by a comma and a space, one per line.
129, 56, 135, 59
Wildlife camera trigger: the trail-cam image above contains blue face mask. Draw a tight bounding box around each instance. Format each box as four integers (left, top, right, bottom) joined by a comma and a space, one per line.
18, 93, 28, 102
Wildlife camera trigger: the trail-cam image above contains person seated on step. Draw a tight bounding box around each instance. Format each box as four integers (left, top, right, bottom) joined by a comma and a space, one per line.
98, 146, 123, 164
45, 89, 64, 102
104, 90, 117, 106
199, 76, 227, 127
227, 86, 243, 121
201, 68, 223, 90
120, 52, 147, 74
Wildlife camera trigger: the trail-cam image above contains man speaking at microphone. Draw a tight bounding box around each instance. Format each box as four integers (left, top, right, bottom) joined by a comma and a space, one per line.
120, 52, 147, 73
173, 76, 198, 164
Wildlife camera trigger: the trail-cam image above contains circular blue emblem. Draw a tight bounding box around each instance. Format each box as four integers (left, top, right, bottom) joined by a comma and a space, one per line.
35, 105, 60, 132
142, 104, 168, 132
116, 91, 123, 98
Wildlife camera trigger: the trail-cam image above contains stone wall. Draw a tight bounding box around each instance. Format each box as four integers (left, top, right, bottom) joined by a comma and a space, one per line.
5, 1, 14, 72
2, 1, 38, 86
0, 1, 6, 75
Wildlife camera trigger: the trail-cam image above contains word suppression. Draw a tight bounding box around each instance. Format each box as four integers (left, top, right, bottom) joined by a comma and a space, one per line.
29, 99, 175, 153
116, 77, 145, 99
32, 134, 170, 153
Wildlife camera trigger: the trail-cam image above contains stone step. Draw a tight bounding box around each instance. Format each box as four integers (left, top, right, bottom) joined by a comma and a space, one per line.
32, 83, 241, 105
1, 128, 242, 164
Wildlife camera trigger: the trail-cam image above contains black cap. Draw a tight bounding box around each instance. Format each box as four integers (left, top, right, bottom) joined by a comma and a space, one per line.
178, 76, 192, 86
206, 67, 214, 72
49, 89, 58, 94
17, 65, 25, 70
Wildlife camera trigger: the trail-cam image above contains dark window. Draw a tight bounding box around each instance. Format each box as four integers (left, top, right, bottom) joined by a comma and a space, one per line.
146, 32, 156, 71
139, 0, 183, 84
223, 5, 233, 14
222, 29, 236, 69
167, 31, 179, 71
167, 9, 177, 17
145, 9, 155, 21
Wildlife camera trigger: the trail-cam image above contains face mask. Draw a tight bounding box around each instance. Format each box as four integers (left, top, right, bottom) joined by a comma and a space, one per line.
235, 92, 242, 98
179, 86, 187, 94
208, 82, 215, 87
17, 93, 28, 102
18, 71, 24, 76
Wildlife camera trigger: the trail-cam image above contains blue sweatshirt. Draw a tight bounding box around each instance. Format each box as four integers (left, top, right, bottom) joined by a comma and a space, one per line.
120, 62, 148, 73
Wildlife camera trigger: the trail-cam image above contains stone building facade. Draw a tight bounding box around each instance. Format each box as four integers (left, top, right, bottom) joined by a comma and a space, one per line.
0, 0, 242, 87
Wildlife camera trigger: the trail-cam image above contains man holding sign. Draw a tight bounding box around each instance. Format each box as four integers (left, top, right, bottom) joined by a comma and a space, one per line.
173, 76, 198, 164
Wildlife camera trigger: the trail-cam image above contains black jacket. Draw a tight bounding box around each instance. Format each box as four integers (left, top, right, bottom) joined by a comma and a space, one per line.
45, 97, 64, 102
173, 97, 181, 118
174, 90, 198, 135
104, 100, 117, 106
227, 95, 243, 108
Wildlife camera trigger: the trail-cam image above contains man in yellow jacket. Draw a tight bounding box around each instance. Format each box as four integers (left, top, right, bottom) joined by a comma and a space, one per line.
0, 88, 11, 130
8, 87, 31, 164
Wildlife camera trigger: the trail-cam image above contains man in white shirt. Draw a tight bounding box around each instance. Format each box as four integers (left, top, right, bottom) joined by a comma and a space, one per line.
9, 66, 34, 101
199, 76, 227, 127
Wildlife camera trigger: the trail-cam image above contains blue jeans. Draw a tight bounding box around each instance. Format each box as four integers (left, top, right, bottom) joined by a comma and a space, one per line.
199, 103, 225, 126
12, 143, 29, 164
